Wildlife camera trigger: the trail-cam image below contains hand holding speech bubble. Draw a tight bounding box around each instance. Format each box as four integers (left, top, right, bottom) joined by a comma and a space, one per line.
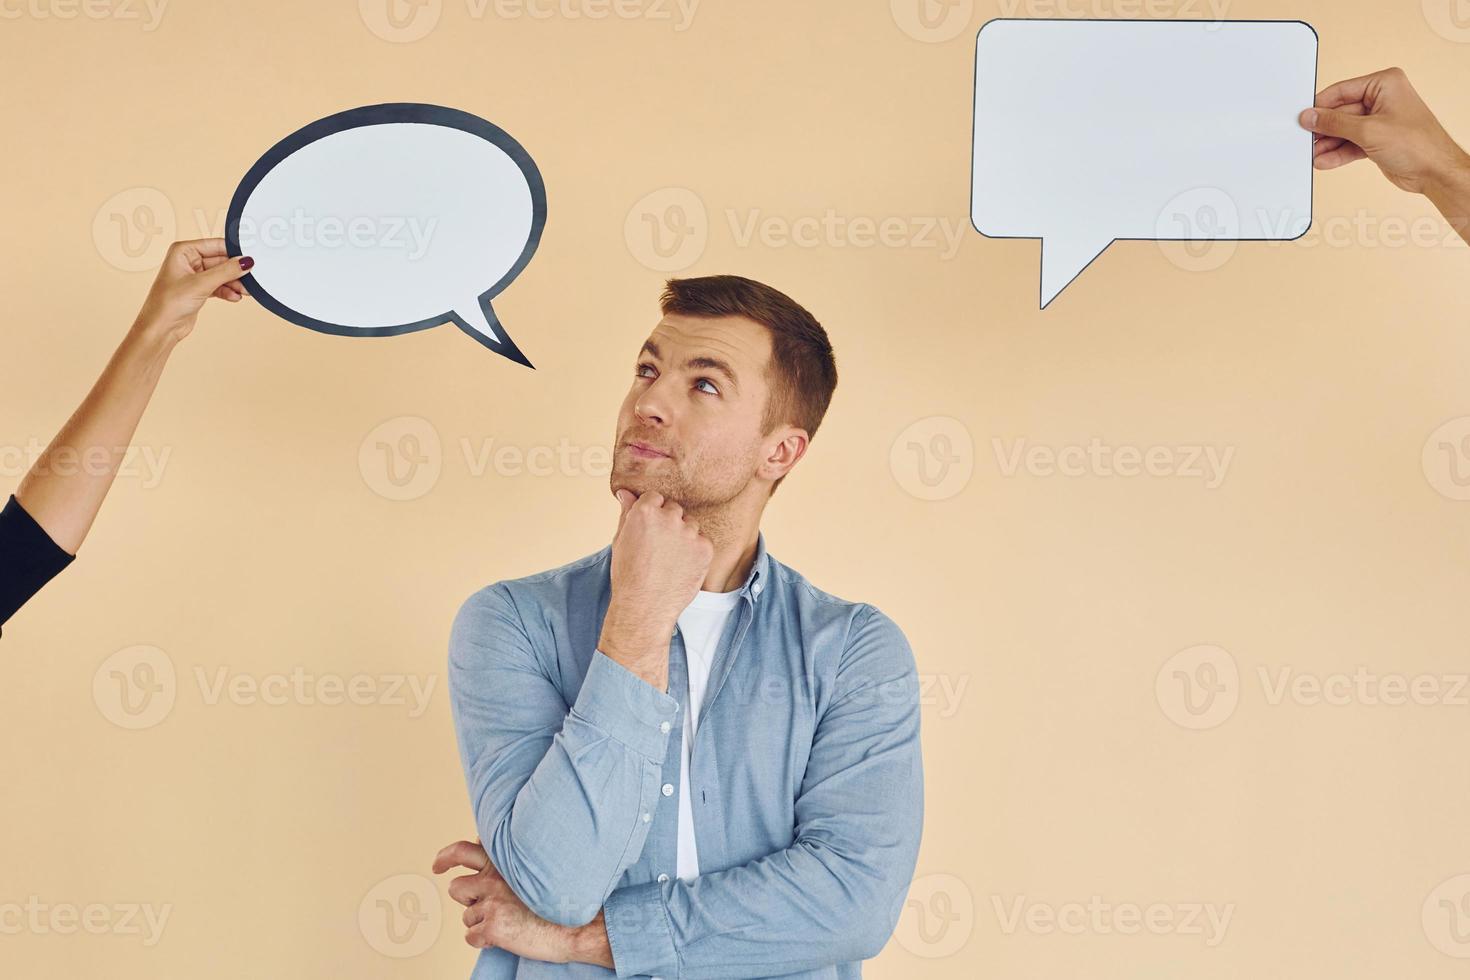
226, 103, 545, 367
971, 19, 1317, 308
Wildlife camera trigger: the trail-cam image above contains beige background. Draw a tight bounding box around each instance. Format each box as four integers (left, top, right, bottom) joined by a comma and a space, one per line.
3, 0, 1470, 976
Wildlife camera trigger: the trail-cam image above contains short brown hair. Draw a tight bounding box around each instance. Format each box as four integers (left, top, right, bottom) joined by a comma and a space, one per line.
660, 275, 837, 492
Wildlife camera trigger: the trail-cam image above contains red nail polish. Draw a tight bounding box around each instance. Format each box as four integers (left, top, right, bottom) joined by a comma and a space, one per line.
240, 256, 255, 271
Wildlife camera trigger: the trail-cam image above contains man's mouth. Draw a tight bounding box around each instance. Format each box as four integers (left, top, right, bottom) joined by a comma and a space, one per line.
625, 441, 671, 459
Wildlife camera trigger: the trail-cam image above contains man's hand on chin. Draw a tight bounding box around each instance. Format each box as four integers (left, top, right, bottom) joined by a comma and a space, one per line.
431, 839, 614, 968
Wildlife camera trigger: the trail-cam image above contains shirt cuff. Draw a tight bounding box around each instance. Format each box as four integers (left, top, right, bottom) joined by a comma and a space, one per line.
569, 651, 680, 761
604, 880, 678, 978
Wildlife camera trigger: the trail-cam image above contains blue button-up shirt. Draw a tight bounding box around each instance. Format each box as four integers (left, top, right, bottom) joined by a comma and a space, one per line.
448, 531, 923, 979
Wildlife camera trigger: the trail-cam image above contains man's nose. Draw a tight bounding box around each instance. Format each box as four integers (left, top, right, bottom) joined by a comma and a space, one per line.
634, 382, 670, 426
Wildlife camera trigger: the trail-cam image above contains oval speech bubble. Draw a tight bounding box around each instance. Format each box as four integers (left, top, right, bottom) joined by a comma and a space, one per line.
226, 103, 545, 367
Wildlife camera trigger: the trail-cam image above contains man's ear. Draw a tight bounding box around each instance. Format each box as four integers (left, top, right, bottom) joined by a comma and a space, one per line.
759, 426, 809, 484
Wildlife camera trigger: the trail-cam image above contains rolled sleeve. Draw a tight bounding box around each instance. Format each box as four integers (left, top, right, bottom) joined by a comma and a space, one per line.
571, 651, 681, 761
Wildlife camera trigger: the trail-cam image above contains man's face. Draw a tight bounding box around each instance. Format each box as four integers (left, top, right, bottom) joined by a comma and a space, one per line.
611, 313, 776, 512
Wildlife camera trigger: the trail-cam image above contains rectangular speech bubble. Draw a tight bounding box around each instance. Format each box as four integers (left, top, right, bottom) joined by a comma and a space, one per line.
971, 19, 1317, 308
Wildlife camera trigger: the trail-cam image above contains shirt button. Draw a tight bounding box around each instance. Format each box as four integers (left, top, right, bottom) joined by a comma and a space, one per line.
641, 812, 651, 823
661, 783, 674, 797
657, 873, 670, 883
659, 721, 671, 734
753, 582, 763, 595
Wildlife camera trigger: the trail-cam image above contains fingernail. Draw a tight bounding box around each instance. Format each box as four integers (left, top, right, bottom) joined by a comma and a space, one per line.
239, 255, 255, 271
1299, 108, 1317, 128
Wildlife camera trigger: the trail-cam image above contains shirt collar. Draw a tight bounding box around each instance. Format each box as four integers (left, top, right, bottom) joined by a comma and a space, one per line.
740, 530, 770, 602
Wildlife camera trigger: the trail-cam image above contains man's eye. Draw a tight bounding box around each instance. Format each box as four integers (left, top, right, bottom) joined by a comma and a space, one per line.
636, 363, 655, 378
695, 378, 719, 395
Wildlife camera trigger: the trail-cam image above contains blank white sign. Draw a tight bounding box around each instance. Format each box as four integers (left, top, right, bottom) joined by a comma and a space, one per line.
971, 19, 1317, 308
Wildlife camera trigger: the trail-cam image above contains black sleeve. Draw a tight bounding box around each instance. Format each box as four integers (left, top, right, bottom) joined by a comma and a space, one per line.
0, 494, 75, 636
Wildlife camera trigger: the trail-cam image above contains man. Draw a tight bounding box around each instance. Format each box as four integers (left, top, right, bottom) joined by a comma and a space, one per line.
435, 275, 924, 977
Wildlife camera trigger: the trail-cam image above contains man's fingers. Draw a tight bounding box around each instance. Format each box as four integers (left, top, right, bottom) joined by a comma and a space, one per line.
1311, 103, 1368, 155
1316, 74, 1375, 110
1313, 143, 1368, 171
432, 839, 489, 875
1300, 106, 1367, 143
463, 902, 486, 927
448, 873, 486, 907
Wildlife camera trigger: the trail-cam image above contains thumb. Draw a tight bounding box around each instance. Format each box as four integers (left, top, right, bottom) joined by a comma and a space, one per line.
196, 255, 254, 295
1301, 106, 1366, 143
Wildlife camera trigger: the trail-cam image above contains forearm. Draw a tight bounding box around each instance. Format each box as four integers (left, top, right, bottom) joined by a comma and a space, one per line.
1425, 145, 1470, 246
597, 597, 675, 691
569, 911, 615, 970
15, 320, 178, 554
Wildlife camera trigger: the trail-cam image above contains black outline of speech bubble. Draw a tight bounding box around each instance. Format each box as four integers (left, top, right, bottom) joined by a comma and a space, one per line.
968, 18, 1317, 310
225, 103, 546, 368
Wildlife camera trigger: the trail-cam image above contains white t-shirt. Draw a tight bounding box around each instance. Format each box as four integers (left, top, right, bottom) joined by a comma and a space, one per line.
674, 588, 741, 881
